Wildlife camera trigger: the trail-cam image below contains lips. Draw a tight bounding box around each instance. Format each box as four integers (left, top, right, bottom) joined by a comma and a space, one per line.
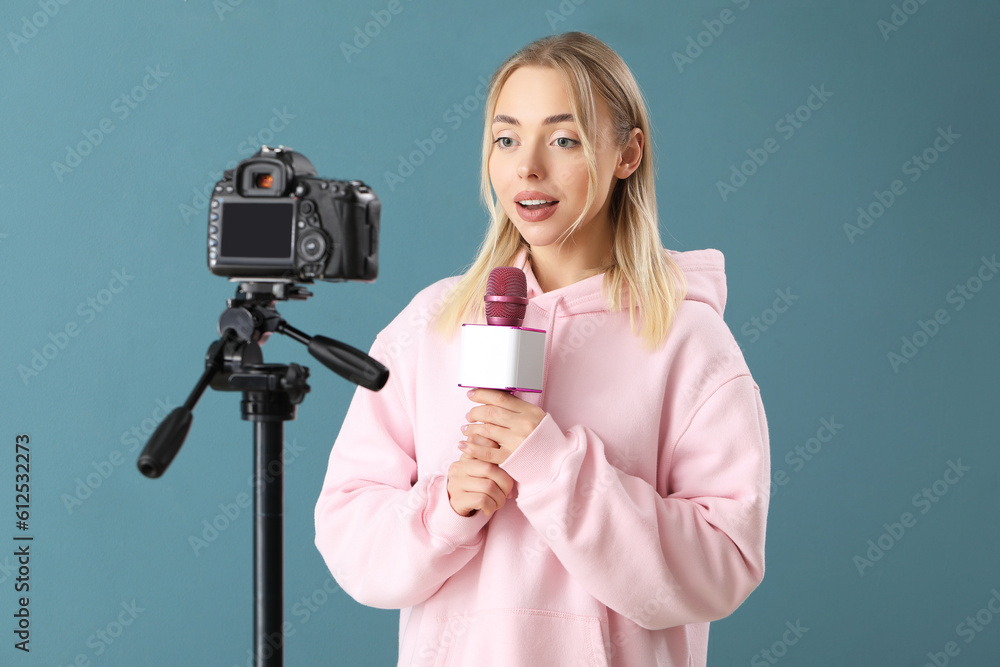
514, 190, 559, 222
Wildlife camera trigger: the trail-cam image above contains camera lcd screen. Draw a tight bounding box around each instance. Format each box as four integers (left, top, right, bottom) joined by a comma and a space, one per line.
219, 201, 295, 259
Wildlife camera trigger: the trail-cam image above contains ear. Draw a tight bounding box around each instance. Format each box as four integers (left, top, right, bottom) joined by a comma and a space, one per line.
614, 127, 643, 179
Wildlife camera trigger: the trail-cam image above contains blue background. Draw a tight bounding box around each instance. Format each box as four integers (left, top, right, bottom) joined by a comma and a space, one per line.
1, 1, 998, 665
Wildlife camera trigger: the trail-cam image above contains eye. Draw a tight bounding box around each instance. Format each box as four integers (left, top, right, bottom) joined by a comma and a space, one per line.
553, 137, 579, 149
493, 136, 517, 149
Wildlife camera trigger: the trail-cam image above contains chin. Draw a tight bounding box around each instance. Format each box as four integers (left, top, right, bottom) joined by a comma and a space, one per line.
513, 227, 568, 250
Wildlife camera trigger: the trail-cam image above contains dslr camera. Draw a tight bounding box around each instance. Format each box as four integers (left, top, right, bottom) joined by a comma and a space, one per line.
207, 146, 379, 282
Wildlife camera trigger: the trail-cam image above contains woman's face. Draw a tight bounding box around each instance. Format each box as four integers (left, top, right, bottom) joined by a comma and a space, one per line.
488, 66, 629, 255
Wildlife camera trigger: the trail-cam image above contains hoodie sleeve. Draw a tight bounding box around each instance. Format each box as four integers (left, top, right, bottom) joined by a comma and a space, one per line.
500, 372, 769, 629
314, 335, 490, 610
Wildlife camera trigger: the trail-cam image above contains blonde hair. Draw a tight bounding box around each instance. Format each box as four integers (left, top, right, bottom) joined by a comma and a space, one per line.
434, 32, 686, 348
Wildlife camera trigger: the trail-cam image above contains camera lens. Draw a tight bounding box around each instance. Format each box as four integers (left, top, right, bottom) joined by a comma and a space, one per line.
254, 173, 274, 189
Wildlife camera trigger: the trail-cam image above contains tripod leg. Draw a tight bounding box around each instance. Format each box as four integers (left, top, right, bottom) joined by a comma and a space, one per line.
254, 420, 284, 666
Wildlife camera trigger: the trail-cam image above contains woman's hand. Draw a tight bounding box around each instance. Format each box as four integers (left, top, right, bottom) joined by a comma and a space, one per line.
446, 453, 514, 517
459, 389, 547, 466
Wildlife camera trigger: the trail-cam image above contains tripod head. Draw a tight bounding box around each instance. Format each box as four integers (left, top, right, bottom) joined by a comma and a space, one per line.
136, 281, 388, 478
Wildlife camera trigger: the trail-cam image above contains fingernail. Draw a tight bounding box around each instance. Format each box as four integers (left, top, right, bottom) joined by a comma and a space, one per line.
467, 390, 475, 398
458, 442, 467, 450
461, 424, 468, 433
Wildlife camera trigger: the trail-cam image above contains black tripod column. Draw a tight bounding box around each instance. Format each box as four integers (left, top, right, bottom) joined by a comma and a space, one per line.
253, 417, 285, 667
238, 364, 309, 667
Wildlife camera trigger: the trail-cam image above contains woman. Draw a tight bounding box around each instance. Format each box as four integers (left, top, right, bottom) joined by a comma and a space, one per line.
315, 32, 769, 666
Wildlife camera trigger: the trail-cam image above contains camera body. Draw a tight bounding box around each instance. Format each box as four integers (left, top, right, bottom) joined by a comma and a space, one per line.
207, 146, 379, 283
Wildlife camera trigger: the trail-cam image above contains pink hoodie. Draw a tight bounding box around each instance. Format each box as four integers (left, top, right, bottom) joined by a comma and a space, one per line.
315, 248, 770, 666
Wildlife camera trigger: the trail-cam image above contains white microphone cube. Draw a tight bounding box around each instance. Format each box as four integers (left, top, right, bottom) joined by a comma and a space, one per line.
458, 324, 546, 393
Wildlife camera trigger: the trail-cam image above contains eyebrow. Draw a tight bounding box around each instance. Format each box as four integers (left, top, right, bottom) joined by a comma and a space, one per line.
492, 113, 575, 126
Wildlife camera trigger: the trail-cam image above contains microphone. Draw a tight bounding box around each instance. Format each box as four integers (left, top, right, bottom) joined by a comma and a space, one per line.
458, 267, 546, 393
485, 266, 529, 326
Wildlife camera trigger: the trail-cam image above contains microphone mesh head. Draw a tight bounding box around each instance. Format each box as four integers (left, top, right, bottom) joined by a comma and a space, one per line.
485, 266, 527, 324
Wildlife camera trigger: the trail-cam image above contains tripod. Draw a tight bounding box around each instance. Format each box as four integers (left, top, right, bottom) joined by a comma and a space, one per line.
137, 280, 387, 666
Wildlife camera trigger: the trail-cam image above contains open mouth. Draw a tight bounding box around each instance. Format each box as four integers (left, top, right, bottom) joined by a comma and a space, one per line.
514, 198, 559, 222
513, 191, 560, 222
516, 198, 558, 211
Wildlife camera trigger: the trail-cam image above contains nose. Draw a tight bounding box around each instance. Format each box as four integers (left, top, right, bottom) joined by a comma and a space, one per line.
516, 142, 544, 179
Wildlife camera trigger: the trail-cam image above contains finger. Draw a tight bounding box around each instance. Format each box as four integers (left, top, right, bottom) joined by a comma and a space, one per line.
448, 466, 502, 516
459, 439, 505, 465
467, 388, 511, 406
459, 479, 503, 516
467, 403, 509, 429
447, 467, 475, 516
477, 494, 500, 517
458, 432, 501, 455
460, 431, 502, 453
452, 455, 500, 479
463, 421, 510, 446
478, 464, 515, 501
467, 433, 499, 448
450, 494, 479, 517
461, 454, 515, 496
467, 398, 543, 436
491, 467, 515, 498
469, 387, 530, 408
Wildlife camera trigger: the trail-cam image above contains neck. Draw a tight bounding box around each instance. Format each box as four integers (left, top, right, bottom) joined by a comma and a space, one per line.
529, 240, 613, 293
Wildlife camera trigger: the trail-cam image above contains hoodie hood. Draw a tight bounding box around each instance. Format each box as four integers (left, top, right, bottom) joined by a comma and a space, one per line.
667, 248, 727, 317
513, 247, 728, 318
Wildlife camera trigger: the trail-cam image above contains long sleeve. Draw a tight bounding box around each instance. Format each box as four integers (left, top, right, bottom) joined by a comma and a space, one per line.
314, 336, 490, 610
500, 373, 769, 629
